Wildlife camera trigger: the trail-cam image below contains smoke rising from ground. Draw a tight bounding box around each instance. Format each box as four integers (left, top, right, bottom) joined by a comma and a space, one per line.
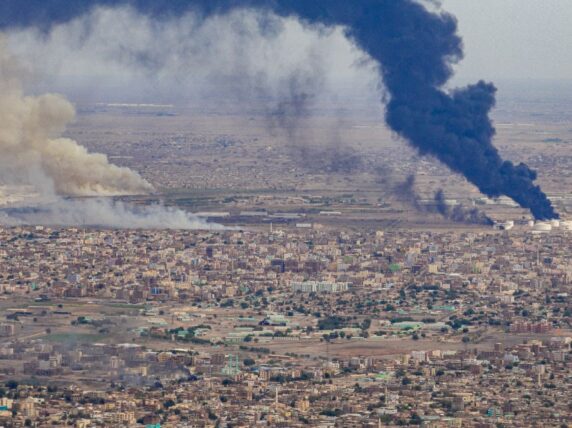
393, 174, 493, 225
432, 189, 494, 225
0, 42, 217, 230
0, 42, 151, 197
7, 7, 379, 175
267, 72, 366, 174
0, 198, 222, 230
0, 0, 559, 220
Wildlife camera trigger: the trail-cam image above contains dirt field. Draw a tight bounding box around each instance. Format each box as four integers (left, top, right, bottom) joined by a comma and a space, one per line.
62, 93, 572, 228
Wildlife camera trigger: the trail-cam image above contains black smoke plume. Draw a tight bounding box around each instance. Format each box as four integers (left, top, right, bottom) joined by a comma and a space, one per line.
0, 0, 558, 220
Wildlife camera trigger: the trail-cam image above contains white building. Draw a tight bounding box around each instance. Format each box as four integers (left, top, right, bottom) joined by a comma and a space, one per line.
290, 281, 350, 293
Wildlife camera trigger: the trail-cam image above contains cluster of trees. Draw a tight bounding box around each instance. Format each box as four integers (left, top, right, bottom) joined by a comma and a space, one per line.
317, 316, 348, 330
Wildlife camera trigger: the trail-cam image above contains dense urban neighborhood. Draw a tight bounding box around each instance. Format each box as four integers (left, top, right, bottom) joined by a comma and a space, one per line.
0, 225, 570, 427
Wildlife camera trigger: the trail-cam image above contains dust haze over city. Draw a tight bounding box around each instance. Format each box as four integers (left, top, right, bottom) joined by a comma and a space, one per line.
0, 1, 572, 427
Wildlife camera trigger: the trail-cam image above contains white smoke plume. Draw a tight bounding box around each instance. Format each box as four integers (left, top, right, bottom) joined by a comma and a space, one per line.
0, 40, 152, 196
0, 198, 224, 230
0, 41, 218, 230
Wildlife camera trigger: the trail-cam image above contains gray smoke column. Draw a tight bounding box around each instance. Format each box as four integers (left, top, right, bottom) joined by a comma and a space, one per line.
432, 189, 493, 226
0, 0, 558, 220
393, 174, 493, 225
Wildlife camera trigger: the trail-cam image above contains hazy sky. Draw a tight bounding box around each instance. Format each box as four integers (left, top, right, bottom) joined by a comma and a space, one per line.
442, 0, 572, 83
7, 1, 572, 105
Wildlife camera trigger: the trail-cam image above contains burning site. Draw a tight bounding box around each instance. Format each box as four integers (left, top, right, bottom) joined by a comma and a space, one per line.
0, 2, 571, 427
0, 39, 220, 229
0, 0, 560, 230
